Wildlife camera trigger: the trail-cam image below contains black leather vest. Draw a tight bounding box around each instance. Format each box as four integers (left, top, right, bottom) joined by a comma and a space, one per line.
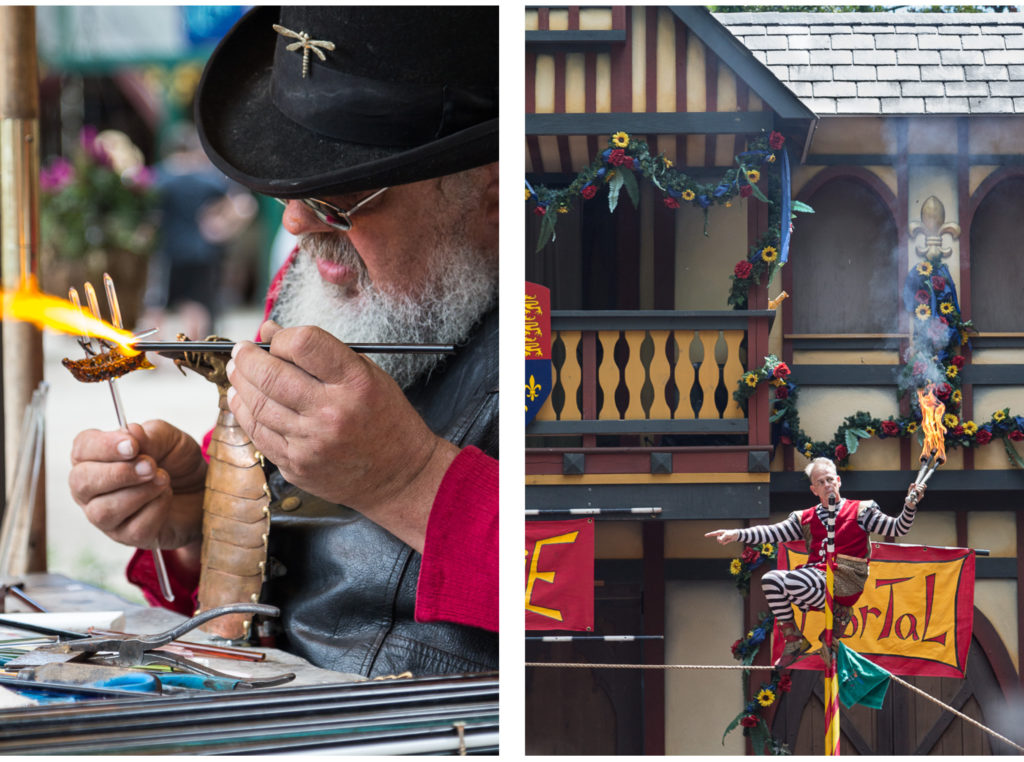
259, 309, 498, 678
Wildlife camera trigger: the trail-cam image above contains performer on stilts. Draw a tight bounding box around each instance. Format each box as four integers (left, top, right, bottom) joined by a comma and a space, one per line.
706, 457, 925, 668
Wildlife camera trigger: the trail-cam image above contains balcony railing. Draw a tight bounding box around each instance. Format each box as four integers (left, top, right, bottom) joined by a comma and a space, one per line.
527, 310, 775, 442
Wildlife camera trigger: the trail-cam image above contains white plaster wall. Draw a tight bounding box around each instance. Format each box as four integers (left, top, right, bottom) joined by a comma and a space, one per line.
665, 580, 746, 755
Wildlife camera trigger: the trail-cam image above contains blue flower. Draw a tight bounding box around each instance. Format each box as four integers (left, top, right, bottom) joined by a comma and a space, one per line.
697, 194, 710, 208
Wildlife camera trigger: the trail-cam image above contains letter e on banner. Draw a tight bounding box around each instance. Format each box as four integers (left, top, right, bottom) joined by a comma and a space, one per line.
525, 518, 594, 631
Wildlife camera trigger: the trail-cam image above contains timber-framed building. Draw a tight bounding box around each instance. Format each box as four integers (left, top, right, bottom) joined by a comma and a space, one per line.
525, 7, 1024, 755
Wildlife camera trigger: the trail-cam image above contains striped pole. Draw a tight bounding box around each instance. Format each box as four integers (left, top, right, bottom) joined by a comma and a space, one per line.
823, 495, 840, 756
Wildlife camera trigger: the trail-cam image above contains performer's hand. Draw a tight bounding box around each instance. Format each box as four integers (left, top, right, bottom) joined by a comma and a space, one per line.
704, 529, 741, 545
906, 482, 926, 506
69, 421, 206, 553
226, 321, 458, 553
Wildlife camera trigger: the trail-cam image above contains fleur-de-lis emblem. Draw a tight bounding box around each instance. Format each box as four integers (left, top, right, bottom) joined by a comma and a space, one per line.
526, 374, 543, 403
273, 24, 336, 79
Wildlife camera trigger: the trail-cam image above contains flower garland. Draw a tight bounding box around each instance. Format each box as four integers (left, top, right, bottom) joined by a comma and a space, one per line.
729, 541, 777, 596
525, 131, 811, 308
722, 609, 793, 754
732, 254, 1024, 468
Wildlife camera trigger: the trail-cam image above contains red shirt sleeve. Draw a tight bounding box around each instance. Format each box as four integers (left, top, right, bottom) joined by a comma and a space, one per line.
415, 445, 498, 632
126, 548, 200, 617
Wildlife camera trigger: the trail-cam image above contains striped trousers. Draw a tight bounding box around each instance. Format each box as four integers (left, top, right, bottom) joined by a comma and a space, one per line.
761, 567, 827, 623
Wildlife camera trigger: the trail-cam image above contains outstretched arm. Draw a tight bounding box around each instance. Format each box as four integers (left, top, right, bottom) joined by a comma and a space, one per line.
705, 512, 804, 546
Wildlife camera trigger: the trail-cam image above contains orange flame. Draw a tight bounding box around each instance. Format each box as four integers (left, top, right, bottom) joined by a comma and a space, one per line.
1, 282, 139, 355
917, 384, 947, 463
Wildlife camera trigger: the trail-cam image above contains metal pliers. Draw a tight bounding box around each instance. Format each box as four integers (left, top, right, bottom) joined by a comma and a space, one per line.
11, 603, 294, 689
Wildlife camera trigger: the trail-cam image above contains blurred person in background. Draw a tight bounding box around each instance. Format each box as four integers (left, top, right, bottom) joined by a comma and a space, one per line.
142, 120, 256, 337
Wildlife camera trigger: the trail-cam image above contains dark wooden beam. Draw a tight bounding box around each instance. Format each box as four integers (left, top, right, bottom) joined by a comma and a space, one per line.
527, 111, 774, 136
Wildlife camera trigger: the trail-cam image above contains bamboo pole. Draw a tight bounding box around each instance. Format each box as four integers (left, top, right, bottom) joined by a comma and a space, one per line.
823, 496, 840, 756
0, 6, 46, 573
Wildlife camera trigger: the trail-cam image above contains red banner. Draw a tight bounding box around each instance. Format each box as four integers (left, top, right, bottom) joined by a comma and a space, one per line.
525, 519, 594, 631
772, 542, 975, 677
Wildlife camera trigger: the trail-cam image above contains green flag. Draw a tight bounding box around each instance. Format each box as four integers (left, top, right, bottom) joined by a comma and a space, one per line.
837, 642, 891, 710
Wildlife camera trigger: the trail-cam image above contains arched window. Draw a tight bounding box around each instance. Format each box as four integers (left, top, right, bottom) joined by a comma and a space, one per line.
969, 175, 1024, 333
790, 177, 899, 335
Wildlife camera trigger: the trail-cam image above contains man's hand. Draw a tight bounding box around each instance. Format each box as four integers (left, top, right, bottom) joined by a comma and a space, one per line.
69, 420, 207, 560
704, 529, 741, 545
225, 321, 458, 552
906, 482, 927, 506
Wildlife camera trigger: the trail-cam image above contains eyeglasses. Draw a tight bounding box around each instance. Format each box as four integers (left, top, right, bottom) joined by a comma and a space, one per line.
274, 186, 390, 231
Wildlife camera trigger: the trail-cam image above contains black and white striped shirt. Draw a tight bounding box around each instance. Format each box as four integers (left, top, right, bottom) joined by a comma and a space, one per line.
735, 500, 917, 547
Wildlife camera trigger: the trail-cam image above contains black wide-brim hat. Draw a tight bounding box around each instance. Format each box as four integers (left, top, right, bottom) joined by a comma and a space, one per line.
195, 6, 498, 198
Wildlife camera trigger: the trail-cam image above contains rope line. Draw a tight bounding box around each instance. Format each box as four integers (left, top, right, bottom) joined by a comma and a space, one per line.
525, 661, 1024, 753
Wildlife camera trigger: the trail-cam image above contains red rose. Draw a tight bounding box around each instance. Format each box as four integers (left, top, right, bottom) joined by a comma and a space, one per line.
935, 382, 952, 400
881, 420, 900, 436
835, 444, 848, 461
740, 184, 753, 198
776, 386, 790, 400
951, 355, 965, 368
581, 184, 597, 200
931, 275, 946, 292
609, 148, 626, 166
915, 289, 930, 304
731, 638, 742, 655
952, 425, 964, 437
664, 197, 680, 209
778, 674, 792, 693
533, 205, 546, 216
976, 429, 992, 445
772, 362, 791, 380
734, 261, 753, 279
624, 156, 634, 168
1010, 430, 1024, 442
769, 131, 786, 150
740, 715, 759, 728
741, 547, 761, 564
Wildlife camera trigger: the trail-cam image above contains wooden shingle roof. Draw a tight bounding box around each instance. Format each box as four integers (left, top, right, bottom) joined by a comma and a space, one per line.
715, 11, 1024, 115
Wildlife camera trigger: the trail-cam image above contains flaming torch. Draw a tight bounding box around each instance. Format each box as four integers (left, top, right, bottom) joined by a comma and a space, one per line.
915, 384, 947, 493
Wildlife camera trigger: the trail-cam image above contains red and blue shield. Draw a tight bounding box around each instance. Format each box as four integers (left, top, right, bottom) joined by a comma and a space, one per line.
525, 282, 552, 425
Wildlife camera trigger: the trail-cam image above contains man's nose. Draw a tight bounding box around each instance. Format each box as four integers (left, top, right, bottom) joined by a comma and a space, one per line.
280, 200, 338, 236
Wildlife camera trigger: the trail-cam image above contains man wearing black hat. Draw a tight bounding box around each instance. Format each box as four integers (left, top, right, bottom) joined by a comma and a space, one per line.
68, 6, 498, 678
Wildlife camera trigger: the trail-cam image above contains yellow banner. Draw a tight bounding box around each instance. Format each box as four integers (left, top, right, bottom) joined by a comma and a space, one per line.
775, 542, 975, 677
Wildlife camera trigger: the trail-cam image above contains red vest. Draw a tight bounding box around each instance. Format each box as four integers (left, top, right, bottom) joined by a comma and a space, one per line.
800, 499, 870, 565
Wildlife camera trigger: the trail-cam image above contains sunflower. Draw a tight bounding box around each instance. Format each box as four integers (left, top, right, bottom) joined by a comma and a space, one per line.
744, 373, 759, 388
994, 410, 1007, 422
865, 426, 876, 436
663, 156, 674, 168
730, 559, 743, 575
524, 187, 532, 201
747, 169, 761, 183
945, 365, 958, 378
761, 246, 779, 264
906, 421, 918, 433
963, 421, 978, 435
756, 689, 776, 707
915, 304, 931, 320
761, 543, 775, 556
940, 301, 955, 315
943, 413, 959, 429
767, 153, 776, 163
952, 389, 963, 404
682, 189, 696, 201
611, 131, 630, 148
916, 261, 933, 276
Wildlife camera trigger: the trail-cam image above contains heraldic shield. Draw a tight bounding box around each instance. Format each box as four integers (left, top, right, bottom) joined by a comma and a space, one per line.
525, 282, 552, 424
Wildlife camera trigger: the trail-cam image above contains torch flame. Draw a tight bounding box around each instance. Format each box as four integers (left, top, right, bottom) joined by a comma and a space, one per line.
1, 281, 139, 355
917, 384, 947, 464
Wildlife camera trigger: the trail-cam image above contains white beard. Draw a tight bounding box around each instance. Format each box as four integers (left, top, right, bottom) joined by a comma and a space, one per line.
271, 233, 496, 388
